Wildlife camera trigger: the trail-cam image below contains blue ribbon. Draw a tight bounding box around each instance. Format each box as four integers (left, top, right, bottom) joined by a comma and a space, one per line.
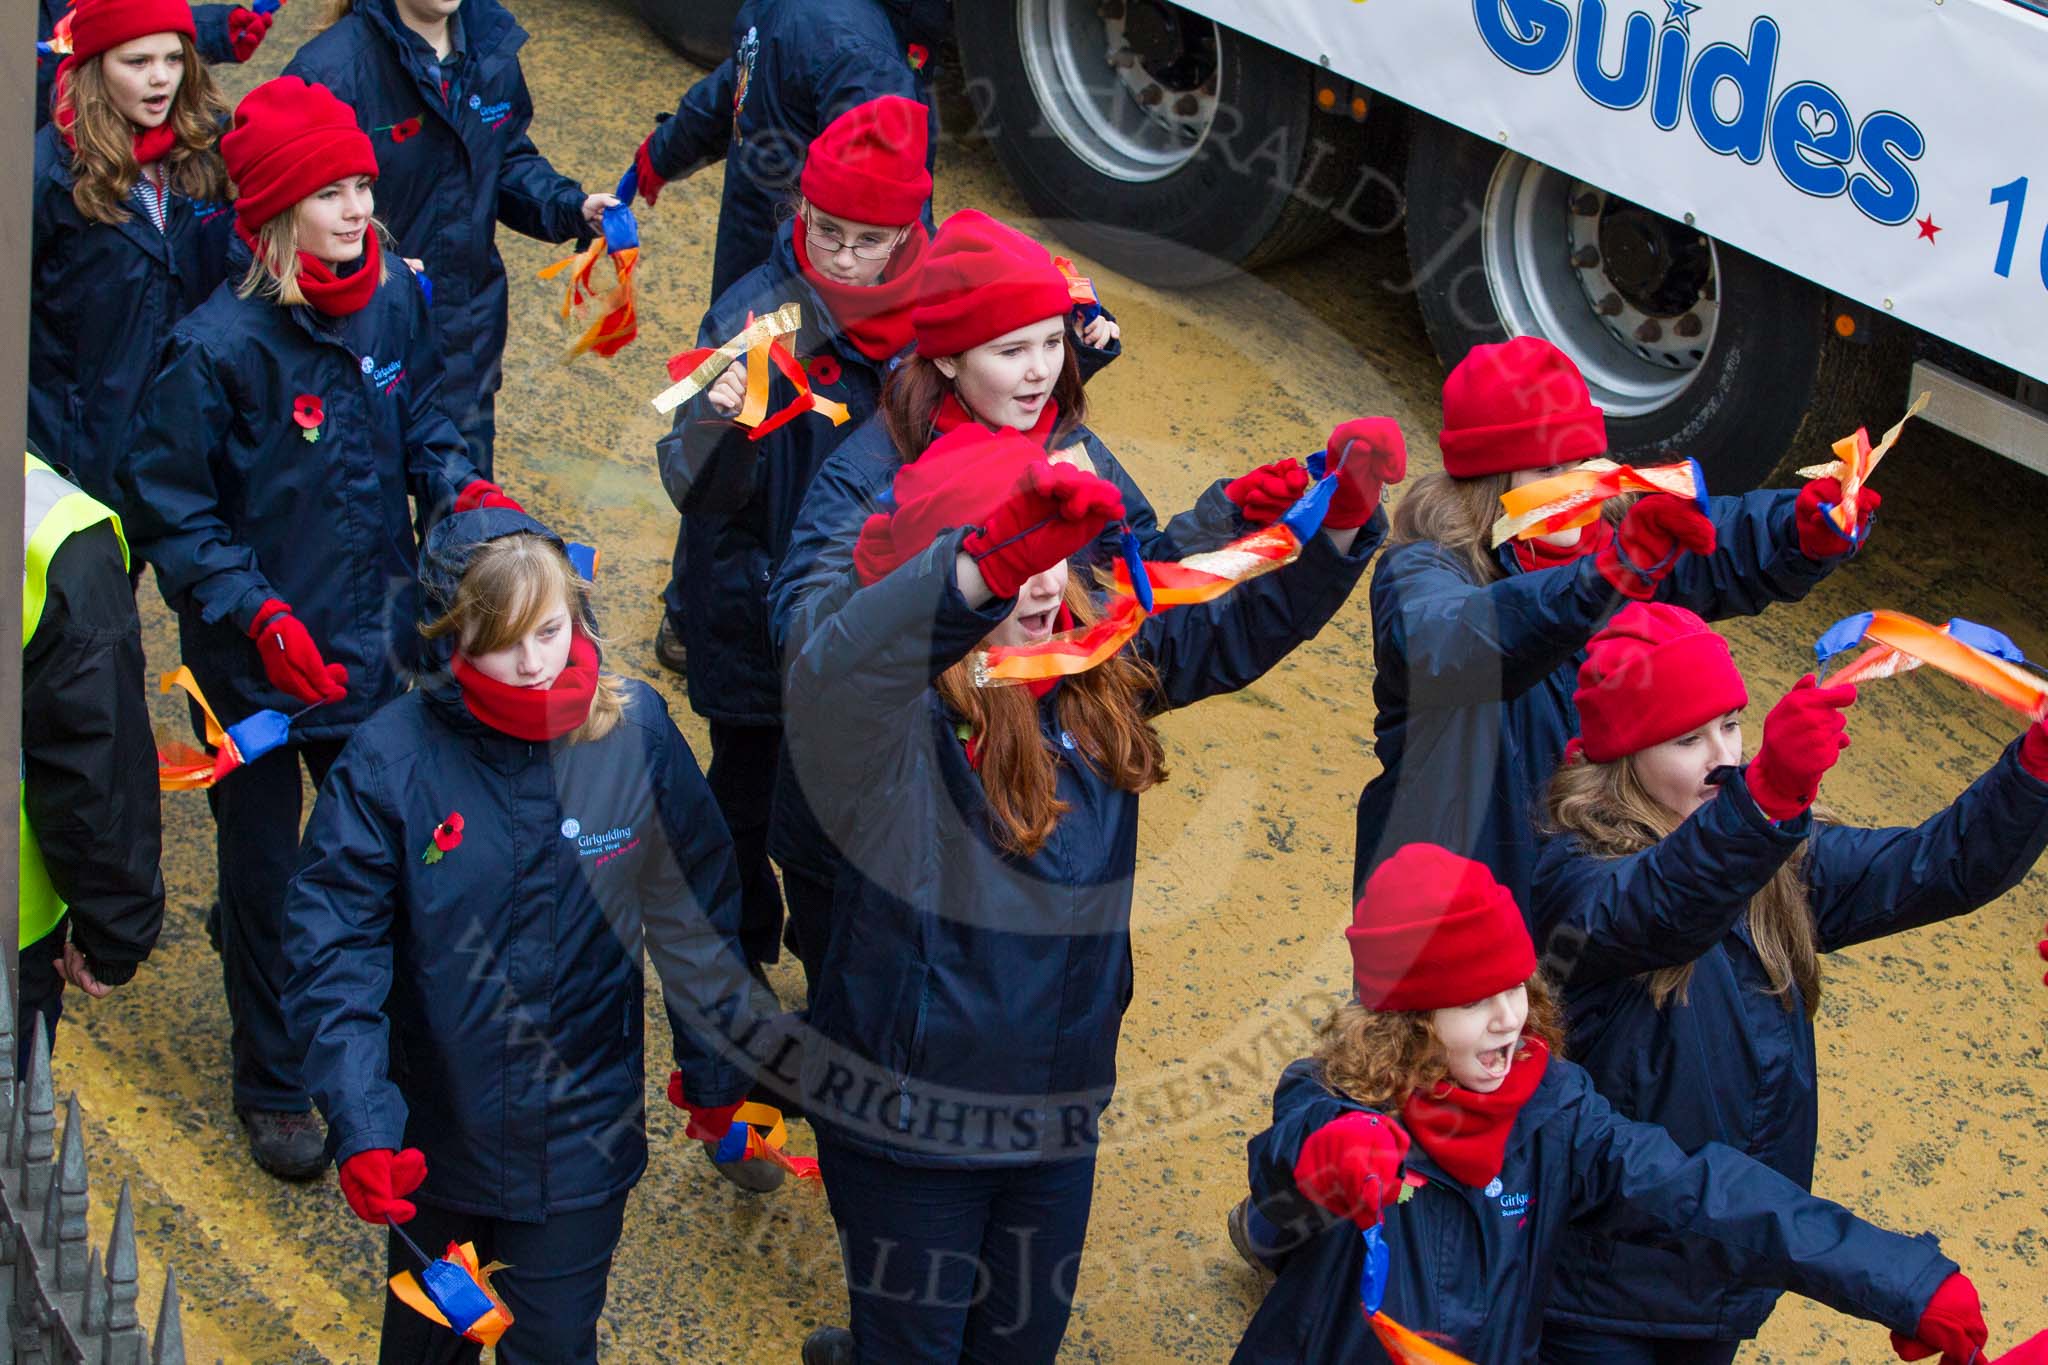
1279, 448, 1339, 543
603, 168, 640, 254
1119, 525, 1153, 614
566, 542, 600, 582
1813, 611, 1877, 669
1356, 1223, 1389, 1316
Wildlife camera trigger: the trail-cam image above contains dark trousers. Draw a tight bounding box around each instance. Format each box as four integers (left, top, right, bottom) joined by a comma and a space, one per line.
1540, 1327, 1744, 1365
816, 1134, 1096, 1365
207, 738, 344, 1111
706, 721, 784, 968
378, 1194, 628, 1365
452, 388, 496, 483
17, 926, 66, 1072
662, 522, 687, 637
782, 863, 835, 999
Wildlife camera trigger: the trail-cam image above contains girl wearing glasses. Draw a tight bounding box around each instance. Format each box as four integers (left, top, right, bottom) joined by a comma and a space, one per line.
655, 99, 933, 1133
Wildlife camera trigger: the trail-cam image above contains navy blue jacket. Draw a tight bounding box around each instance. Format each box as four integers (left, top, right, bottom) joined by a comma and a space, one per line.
36, 0, 243, 129
285, 0, 590, 450
784, 521, 1376, 1166
644, 0, 943, 297
765, 411, 1235, 881
655, 224, 899, 727
119, 243, 479, 743
1354, 491, 1838, 910
1532, 745, 2048, 1339
30, 123, 233, 507
1233, 1057, 1954, 1364
281, 510, 756, 1220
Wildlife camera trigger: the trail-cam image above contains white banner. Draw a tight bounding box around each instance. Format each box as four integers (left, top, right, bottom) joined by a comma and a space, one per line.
1183, 0, 2048, 381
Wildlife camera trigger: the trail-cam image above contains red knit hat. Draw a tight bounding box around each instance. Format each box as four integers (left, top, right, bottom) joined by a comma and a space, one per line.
912, 210, 1074, 358
800, 95, 931, 229
1438, 337, 1608, 477
222, 77, 378, 233
854, 424, 1049, 584
67, 0, 194, 62
1574, 603, 1749, 763
1348, 844, 1537, 1012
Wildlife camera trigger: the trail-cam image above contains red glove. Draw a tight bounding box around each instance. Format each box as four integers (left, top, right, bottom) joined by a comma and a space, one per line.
338, 1147, 427, 1224
247, 599, 348, 706
1892, 1272, 1987, 1365
963, 463, 1125, 598
634, 135, 668, 207
1596, 494, 1718, 600
1292, 1111, 1410, 1231
1796, 476, 1882, 560
2036, 920, 2048, 989
666, 1070, 742, 1142
454, 480, 524, 514
1746, 674, 1857, 821
1224, 458, 1309, 526
226, 6, 273, 60
2018, 718, 2048, 784
1324, 418, 1408, 530
1994, 1330, 2048, 1364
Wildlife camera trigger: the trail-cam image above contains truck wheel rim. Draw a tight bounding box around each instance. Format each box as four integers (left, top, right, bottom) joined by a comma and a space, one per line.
1480, 151, 1721, 419
1017, 0, 1222, 184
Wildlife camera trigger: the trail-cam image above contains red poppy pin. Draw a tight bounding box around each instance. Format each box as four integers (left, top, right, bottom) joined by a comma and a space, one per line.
422, 811, 464, 864
292, 393, 324, 443
378, 116, 422, 143
907, 42, 929, 71
808, 354, 843, 387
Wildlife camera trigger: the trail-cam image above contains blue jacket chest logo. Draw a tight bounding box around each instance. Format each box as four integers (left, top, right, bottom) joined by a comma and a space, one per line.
469, 92, 513, 129
359, 353, 407, 394
564, 819, 637, 867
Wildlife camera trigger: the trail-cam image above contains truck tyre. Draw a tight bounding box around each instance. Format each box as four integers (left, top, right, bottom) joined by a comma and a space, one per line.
955, 0, 1363, 286
634, 0, 742, 67
1403, 113, 1898, 490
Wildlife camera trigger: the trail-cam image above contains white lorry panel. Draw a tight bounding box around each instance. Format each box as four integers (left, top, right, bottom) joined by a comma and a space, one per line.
1171, 0, 2048, 382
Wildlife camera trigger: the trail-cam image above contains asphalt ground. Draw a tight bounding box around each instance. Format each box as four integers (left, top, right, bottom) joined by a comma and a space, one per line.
49, 0, 2048, 1358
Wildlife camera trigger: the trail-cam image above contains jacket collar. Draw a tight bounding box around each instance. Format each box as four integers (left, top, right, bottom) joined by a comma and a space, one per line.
361, 0, 520, 73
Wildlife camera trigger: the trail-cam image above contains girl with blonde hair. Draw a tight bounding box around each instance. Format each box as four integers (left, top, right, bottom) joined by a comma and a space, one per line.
282, 511, 759, 1365
1530, 603, 2048, 1364
121, 74, 515, 1180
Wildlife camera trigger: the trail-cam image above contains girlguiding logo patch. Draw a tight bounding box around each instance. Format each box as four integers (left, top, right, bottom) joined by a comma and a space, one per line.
560, 817, 581, 839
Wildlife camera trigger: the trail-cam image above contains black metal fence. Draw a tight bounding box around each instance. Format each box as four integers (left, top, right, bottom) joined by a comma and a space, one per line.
0, 967, 188, 1364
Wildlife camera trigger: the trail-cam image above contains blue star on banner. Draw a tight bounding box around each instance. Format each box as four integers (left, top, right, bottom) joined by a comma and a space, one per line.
1665, 0, 1701, 31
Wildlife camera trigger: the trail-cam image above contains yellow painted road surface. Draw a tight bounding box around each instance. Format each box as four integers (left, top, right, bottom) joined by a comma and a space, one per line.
57, 0, 2048, 1359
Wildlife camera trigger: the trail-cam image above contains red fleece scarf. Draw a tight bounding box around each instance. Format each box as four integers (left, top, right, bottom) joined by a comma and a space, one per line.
52, 64, 179, 165
794, 219, 929, 363
1401, 1035, 1551, 1188
451, 632, 600, 741
1511, 517, 1612, 575
234, 219, 384, 317
930, 390, 1059, 449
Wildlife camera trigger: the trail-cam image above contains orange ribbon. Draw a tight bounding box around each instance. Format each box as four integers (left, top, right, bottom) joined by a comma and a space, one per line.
1051, 255, 1099, 310
1793, 390, 1929, 535
536, 240, 638, 359
389, 1241, 514, 1348
156, 667, 244, 791
650, 304, 850, 439
1369, 1312, 1476, 1365
1489, 458, 1704, 547
972, 523, 1305, 687
1820, 610, 2048, 720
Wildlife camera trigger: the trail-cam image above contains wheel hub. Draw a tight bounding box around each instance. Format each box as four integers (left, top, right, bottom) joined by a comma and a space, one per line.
1018, 0, 1221, 182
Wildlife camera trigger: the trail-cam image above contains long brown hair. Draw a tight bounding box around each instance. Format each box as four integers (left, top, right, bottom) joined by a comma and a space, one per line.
1313, 972, 1566, 1111
932, 575, 1165, 857
1389, 467, 1630, 584
880, 345, 1088, 462
57, 38, 228, 226
317, 0, 355, 30
419, 533, 629, 746
1544, 751, 1822, 1014
235, 199, 392, 306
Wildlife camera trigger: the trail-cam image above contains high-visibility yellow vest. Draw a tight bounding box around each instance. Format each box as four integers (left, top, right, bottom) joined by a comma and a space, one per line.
20, 453, 129, 948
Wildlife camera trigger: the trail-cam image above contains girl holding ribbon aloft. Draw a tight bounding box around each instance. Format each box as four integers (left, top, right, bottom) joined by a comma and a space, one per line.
1231, 842, 1992, 1365
1351, 335, 1880, 912
782, 417, 1393, 1363
654, 93, 931, 1030
31, 0, 234, 509
1528, 603, 2048, 1365
120, 75, 519, 1181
